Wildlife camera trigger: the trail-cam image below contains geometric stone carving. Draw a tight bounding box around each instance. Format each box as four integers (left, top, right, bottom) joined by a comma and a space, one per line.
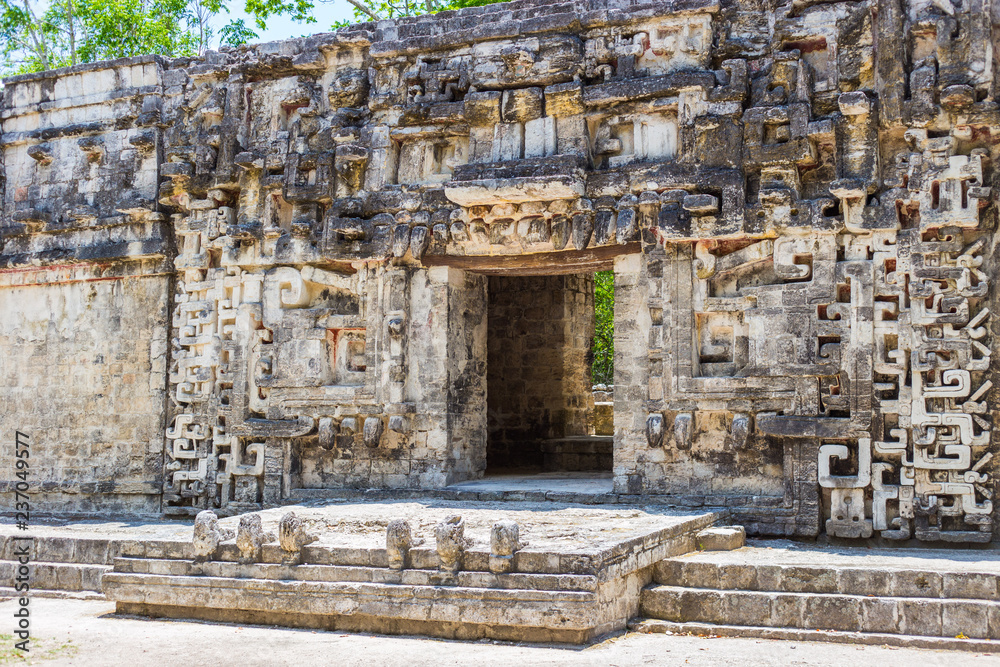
2, 0, 997, 545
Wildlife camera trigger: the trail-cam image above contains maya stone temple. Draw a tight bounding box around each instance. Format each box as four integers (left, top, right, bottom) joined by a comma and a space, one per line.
3, 0, 1000, 649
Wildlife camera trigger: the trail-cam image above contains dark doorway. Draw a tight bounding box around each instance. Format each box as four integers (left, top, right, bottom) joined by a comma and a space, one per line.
485, 273, 612, 474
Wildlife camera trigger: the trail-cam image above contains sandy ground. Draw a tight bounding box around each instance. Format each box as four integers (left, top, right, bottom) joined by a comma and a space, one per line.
0, 499, 717, 552
1, 598, 998, 667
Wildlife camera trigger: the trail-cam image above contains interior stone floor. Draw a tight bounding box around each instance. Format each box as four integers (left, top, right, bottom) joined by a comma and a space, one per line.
447, 472, 614, 496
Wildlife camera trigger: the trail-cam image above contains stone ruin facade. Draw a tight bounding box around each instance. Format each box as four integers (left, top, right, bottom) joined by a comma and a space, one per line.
1, 0, 999, 544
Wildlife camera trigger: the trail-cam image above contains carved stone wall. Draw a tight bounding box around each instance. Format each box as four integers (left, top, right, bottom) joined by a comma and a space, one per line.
1, 0, 998, 540
0, 57, 172, 514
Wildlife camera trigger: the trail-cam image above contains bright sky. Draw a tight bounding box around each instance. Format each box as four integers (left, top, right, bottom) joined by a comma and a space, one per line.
225, 0, 358, 44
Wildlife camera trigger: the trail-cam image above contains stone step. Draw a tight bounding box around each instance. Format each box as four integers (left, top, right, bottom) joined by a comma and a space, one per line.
0, 587, 106, 601
1, 535, 119, 565
654, 547, 1000, 601
112, 557, 598, 592
627, 618, 1000, 653
103, 570, 605, 643
0, 560, 110, 592
640, 584, 1000, 639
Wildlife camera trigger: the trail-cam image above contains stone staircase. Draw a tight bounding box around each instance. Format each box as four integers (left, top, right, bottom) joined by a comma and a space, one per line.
107, 549, 605, 643
0, 535, 115, 598
630, 542, 1000, 651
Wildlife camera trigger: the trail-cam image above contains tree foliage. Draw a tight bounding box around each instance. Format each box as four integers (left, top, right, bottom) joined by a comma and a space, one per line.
1, 0, 75, 73
1, 0, 225, 75
592, 271, 614, 386
76, 0, 204, 63
243, 0, 313, 29
333, 0, 501, 27
0, 0, 508, 77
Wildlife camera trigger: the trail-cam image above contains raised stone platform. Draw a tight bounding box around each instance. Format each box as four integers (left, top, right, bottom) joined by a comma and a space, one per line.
21, 500, 723, 643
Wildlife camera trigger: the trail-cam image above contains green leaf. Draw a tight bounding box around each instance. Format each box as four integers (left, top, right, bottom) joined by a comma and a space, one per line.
219, 17, 257, 46
592, 270, 615, 385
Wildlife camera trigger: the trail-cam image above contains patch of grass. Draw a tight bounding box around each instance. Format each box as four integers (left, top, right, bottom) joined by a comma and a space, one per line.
0, 634, 77, 664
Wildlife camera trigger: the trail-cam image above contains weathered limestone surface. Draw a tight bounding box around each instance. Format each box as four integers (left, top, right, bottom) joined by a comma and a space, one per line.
0, 275, 170, 514
0, 57, 171, 514
695, 525, 745, 551
0, 0, 998, 547
640, 540, 1000, 641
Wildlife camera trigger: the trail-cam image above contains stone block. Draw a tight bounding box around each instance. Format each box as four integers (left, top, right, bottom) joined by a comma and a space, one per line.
695, 527, 745, 551
31, 563, 60, 589
501, 87, 543, 124
898, 599, 943, 637
641, 586, 682, 621
680, 561, 720, 589
769, 593, 804, 628
544, 82, 583, 116
37, 537, 76, 563
802, 595, 861, 632
942, 572, 998, 600
754, 565, 783, 591
716, 564, 758, 591
723, 590, 771, 626
779, 566, 838, 594
838, 567, 891, 597
941, 601, 991, 639
988, 604, 1000, 639
678, 589, 724, 623
652, 559, 683, 586
860, 596, 900, 634
891, 571, 943, 598
56, 565, 86, 591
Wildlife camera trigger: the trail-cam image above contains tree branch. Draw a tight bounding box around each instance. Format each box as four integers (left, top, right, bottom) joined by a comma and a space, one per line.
67, 0, 76, 65
344, 0, 379, 20
20, 0, 50, 70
